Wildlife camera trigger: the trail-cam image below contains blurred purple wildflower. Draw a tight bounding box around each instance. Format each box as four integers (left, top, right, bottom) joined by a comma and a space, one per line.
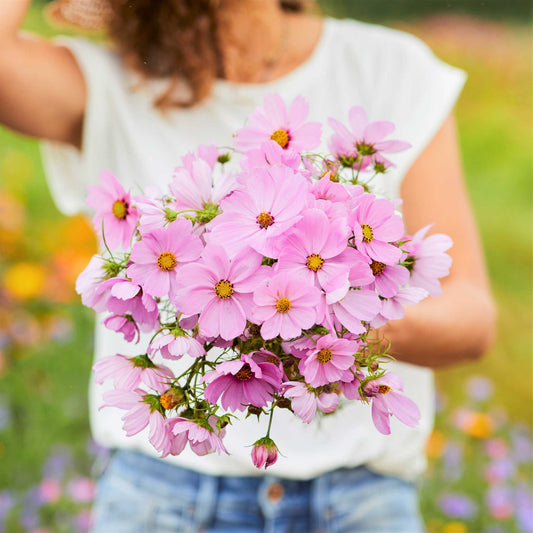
42, 447, 72, 480
515, 484, 533, 533
438, 492, 477, 518
442, 442, 464, 481
466, 375, 493, 401
485, 459, 516, 484
0, 490, 15, 522
486, 486, 514, 520
0, 403, 10, 431
511, 429, 533, 463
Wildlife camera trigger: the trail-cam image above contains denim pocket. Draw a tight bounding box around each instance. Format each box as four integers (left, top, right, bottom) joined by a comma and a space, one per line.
321, 467, 424, 533
91, 453, 198, 533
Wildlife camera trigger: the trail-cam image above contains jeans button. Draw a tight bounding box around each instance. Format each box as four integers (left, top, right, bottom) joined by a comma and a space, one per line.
266, 482, 284, 502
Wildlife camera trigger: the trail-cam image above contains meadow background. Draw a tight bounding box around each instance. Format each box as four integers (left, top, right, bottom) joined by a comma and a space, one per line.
0, 1, 531, 531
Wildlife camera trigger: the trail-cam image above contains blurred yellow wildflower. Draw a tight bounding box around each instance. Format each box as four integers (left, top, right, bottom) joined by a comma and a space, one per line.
442, 522, 467, 533
3, 262, 46, 300
463, 412, 494, 439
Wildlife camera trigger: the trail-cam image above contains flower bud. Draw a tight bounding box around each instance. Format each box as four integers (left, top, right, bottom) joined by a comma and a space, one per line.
251, 437, 278, 469
247, 405, 263, 417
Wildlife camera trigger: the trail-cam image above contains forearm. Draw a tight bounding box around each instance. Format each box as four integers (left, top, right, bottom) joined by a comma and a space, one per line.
380, 278, 497, 369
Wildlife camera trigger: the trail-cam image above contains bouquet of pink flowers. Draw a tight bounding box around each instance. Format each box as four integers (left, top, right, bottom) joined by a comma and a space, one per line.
77, 94, 452, 468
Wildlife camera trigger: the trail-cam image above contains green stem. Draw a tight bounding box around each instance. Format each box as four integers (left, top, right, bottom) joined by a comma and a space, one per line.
266, 407, 275, 438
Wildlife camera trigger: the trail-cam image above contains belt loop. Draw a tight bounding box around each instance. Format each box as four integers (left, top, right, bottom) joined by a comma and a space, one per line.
194, 472, 219, 528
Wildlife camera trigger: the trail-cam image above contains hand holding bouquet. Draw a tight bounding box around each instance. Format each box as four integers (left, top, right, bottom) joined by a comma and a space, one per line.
77, 94, 452, 468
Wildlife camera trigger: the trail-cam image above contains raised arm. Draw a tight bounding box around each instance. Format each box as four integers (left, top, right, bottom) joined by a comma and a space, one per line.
382, 114, 497, 368
0, 0, 86, 147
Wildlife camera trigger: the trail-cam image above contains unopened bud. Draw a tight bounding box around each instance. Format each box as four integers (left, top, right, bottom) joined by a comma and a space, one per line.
247, 405, 263, 417
251, 437, 278, 469
370, 360, 379, 372
275, 397, 291, 409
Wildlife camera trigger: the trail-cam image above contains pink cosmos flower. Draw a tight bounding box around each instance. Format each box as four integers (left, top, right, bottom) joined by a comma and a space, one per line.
253, 272, 320, 340
298, 334, 359, 387
349, 193, 404, 265
127, 219, 203, 298
169, 157, 236, 219
404, 225, 453, 296
240, 140, 301, 174
101, 388, 172, 456
276, 209, 356, 297
208, 165, 308, 257
371, 286, 428, 329
366, 261, 410, 298
281, 381, 339, 423
339, 369, 365, 400
148, 332, 205, 360
168, 415, 228, 456
93, 353, 174, 392
135, 193, 173, 235
362, 372, 421, 435
281, 334, 319, 358
103, 314, 140, 343
86, 170, 139, 249
175, 245, 265, 340
308, 176, 351, 203
328, 106, 410, 171
203, 352, 282, 412
325, 289, 381, 335
75, 255, 110, 312
234, 94, 321, 153
251, 437, 279, 469
103, 278, 159, 331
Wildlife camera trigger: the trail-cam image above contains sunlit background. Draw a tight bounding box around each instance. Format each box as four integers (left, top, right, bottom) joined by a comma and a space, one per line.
0, 1, 531, 532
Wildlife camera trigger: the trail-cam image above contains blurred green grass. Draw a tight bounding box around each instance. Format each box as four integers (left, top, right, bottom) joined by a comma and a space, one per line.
0, 1, 531, 511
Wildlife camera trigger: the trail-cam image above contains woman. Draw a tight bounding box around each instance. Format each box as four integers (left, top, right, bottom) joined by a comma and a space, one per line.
0, 1, 496, 531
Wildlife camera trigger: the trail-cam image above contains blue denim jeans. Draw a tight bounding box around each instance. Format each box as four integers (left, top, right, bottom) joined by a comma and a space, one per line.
92, 450, 424, 532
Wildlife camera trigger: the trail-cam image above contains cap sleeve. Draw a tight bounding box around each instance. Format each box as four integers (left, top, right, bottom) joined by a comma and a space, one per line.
40, 37, 120, 215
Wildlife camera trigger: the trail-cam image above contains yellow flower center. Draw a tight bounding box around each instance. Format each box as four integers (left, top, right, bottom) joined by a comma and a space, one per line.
112, 199, 128, 220
265, 356, 279, 364
235, 363, 253, 381
306, 254, 324, 272
370, 261, 386, 276
215, 280, 234, 299
157, 252, 177, 271
317, 348, 333, 363
257, 212, 275, 229
378, 385, 392, 394
361, 224, 374, 243
276, 298, 292, 313
270, 129, 289, 148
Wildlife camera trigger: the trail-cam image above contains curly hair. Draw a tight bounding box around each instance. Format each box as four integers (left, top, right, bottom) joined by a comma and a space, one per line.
106, 0, 311, 109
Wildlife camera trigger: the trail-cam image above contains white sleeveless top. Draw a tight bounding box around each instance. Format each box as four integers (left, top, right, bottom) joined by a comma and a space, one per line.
41, 17, 466, 481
